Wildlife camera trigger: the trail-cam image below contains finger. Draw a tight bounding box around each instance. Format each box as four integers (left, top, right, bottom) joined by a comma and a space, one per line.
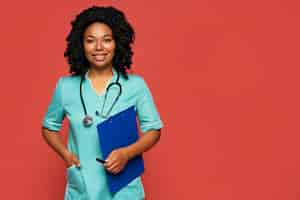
74, 160, 80, 167
110, 166, 120, 174
107, 157, 126, 171
106, 155, 118, 167
67, 163, 74, 168
104, 159, 113, 168
106, 162, 117, 171
76, 161, 80, 167
107, 162, 119, 172
73, 156, 81, 167
104, 161, 115, 169
114, 165, 124, 174
111, 166, 120, 174
115, 164, 125, 173
105, 150, 117, 162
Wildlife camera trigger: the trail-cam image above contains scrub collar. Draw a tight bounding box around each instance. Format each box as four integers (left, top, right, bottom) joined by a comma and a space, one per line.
84, 67, 118, 84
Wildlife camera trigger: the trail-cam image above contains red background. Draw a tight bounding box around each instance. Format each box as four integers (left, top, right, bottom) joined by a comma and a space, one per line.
1, 0, 300, 199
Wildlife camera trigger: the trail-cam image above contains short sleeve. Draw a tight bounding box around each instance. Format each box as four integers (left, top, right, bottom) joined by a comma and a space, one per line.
42, 77, 65, 132
136, 78, 163, 133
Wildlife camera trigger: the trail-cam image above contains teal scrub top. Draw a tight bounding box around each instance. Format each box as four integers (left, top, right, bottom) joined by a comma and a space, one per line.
42, 68, 163, 200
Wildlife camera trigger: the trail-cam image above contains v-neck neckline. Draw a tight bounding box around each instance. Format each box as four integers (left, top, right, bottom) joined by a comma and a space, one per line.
85, 68, 117, 97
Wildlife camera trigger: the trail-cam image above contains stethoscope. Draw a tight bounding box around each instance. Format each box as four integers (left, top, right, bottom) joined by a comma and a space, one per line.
80, 70, 122, 127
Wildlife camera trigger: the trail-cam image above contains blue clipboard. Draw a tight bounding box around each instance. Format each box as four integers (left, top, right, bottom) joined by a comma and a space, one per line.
96, 106, 145, 194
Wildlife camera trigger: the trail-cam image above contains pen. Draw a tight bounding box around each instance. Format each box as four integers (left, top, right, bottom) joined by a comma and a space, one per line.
96, 158, 106, 164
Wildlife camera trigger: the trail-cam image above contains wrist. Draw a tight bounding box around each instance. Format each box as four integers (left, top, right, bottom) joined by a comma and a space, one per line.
62, 149, 71, 161
122, 147, 133, 160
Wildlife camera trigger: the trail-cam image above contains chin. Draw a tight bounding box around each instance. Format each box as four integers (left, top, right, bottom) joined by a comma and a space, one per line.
93, 62, 112, 69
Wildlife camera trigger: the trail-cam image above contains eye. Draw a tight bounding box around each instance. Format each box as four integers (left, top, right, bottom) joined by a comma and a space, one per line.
103, 38, 113, 42
85, 39, 94, 43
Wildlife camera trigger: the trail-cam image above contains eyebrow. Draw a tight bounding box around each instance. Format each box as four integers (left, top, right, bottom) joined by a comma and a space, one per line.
85, 34, 112, 38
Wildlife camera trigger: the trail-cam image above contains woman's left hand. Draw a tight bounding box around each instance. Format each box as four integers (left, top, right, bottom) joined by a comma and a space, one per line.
104, 147, 130, 174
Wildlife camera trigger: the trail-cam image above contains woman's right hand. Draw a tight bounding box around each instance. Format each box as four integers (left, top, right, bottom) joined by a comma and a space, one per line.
64, 151, 81, 168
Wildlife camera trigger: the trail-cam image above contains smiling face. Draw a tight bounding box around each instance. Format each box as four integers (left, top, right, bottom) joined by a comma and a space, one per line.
83, 22, 116, 71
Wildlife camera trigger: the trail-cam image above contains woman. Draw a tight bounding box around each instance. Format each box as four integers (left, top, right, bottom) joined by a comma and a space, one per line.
41, 6, 163, 200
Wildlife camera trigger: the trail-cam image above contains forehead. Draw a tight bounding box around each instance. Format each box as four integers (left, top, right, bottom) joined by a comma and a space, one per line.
83, 22, 113, 38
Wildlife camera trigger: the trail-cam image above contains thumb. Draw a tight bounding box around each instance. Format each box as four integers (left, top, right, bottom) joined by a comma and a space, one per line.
73, 155, 81, 167
105, 151, 114, 163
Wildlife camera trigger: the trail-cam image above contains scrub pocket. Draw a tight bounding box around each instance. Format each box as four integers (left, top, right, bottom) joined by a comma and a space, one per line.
65, 165, 88, 200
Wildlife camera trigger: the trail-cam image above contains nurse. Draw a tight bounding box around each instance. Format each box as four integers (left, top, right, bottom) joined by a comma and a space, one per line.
41, 6, 163, 200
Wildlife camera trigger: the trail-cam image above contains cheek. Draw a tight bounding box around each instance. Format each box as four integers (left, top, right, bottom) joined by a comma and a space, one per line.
102, 42, 115, 51
109, 44, 116, 57
83, 44, 93, 54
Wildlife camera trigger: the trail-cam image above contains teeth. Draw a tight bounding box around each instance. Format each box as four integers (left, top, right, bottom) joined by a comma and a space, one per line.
94, 55, 105, 60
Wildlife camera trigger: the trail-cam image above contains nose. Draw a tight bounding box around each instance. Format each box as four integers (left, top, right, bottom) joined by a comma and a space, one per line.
95, 40, 103, 50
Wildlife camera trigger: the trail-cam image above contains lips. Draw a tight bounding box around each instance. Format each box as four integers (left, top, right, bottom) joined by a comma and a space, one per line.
93, 53, 107, 61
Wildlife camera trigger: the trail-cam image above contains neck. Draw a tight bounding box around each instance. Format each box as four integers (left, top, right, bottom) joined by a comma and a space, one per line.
87, 66, 113, 80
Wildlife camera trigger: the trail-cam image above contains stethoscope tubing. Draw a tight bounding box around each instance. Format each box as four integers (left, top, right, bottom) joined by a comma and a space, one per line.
80, 70, 122, 127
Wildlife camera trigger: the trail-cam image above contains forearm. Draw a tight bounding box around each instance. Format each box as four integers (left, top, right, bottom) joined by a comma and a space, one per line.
41, 127, 69, 162
124, 129, 161, 160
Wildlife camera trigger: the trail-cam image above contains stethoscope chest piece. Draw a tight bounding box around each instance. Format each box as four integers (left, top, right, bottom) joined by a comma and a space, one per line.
83, 115, 93, 127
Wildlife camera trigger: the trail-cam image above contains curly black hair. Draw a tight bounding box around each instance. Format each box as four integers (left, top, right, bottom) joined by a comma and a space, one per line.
64, 6, 135, 79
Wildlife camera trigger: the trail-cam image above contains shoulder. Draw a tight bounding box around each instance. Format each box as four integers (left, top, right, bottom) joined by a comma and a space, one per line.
120, 73, 153, 97
59, 74, 81, 83
56, 74, 82, 89
53, 74, 82, 103
124, 73, 148, 88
